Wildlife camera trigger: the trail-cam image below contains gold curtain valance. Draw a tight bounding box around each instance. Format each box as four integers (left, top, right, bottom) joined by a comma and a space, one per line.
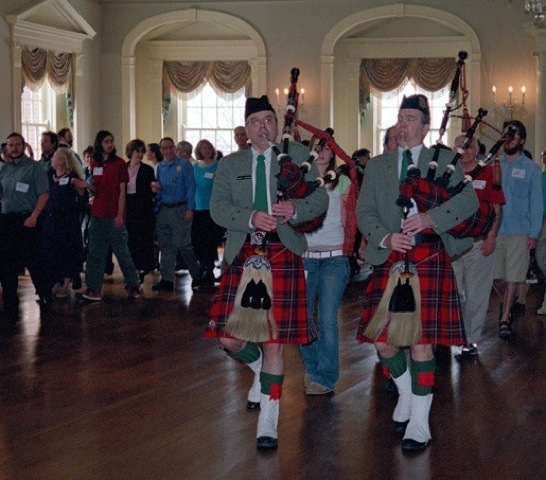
361, 57, 456, 96
163, 60, 251, 99
21, 47, 73, 93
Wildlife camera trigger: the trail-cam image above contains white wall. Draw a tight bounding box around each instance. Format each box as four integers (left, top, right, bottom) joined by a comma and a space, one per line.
1, 1, 542, 156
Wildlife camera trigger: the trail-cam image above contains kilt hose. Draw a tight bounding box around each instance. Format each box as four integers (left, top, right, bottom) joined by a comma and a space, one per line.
205, 241, 315, 344
357, 240, 466, 346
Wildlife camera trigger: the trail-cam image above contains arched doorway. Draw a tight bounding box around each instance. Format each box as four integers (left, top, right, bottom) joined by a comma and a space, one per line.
320, 3, 481, 153
120, 8, 266, 147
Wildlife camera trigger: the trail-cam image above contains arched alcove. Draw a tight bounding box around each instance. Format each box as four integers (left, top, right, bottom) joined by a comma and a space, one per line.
120, 8, 266, 145
320, 3, 481, 152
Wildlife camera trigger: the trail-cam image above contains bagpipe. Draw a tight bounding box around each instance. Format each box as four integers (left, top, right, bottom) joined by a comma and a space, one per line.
397, 108, 498, 239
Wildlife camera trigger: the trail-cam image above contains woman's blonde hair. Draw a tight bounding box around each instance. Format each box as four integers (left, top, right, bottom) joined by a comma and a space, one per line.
53, 147, 84, 178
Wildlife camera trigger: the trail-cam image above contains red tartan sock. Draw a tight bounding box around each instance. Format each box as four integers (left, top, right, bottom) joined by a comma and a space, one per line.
260, 372, 284, 399
410, 358, 436, 396
379, 349, 407, 379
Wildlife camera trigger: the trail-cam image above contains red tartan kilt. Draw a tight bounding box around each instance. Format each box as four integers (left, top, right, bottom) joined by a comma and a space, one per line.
205, 241, 314, 344
357, 241, 466, 346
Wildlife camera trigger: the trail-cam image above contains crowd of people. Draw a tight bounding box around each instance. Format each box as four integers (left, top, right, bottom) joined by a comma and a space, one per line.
1, 92, 544, 454
0, 125, 253, 309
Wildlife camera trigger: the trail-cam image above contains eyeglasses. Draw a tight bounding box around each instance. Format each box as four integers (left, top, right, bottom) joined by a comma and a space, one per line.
386, 137, 397, 143
247, 117, 276, 127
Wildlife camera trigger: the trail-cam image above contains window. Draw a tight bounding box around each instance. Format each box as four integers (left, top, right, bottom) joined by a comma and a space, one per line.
21, 83, 56, 159
373, 81, 450, 155
177, 83, 246, 156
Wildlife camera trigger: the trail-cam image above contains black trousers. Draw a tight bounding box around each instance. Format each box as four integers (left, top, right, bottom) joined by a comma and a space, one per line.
0, 212, 51, 309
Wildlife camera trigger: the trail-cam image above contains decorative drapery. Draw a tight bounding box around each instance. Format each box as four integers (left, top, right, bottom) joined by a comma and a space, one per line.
163, 60, 251, 99
21, 47, 73, 93
361, 57, 456, 96
162, 60, 251, 121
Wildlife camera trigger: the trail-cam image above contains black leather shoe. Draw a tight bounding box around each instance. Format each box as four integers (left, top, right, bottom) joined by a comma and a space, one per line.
152, 280, 174, 292
401, 438, 430, 451
257, 436, 278, 449
246, 401, 261, 413
393, 420, 409, 434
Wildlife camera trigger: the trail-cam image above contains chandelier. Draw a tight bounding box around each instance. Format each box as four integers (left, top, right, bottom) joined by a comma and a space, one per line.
524, 0, 545, 25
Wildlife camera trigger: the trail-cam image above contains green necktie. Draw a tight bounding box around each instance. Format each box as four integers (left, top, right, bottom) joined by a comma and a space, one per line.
253, 154, 268, 212
400, 149, 412, 181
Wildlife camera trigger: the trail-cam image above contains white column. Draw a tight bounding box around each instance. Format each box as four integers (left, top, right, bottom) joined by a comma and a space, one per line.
528, 25, 546, 157
320, 55, 334, 128
121, 55, 136, 149
535, 51, 546, 153
11, 43, 22, 131
72, 53, 84, 152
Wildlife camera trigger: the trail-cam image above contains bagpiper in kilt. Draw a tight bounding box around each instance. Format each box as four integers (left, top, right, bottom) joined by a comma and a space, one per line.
205, 95, 328, 451
356, 94, 478, 453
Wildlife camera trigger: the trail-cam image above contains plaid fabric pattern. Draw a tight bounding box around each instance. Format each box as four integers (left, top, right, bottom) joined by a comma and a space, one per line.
449, 200, 495, 239
399, 174, 494, 239
357, 241, 466, 346
205, 241, 313, 344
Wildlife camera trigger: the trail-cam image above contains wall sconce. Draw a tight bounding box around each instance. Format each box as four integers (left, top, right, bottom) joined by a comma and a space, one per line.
491, 84, 526, 121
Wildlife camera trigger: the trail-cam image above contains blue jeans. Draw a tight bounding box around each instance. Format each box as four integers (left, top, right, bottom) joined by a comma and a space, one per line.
300, 255, 350, 390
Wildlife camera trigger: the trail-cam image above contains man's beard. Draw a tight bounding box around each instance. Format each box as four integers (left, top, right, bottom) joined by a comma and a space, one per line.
504, 145, 521, 156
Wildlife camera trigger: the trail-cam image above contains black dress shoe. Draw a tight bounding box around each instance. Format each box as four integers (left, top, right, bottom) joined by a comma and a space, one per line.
257, 436, 278, 449
246, 401, 261, 413
401, 438, 430, 451
393, 420, 409, 434
152, 280, 174, 292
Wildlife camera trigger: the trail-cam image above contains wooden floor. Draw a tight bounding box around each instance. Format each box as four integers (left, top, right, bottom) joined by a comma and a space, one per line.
0, 266, 545, 480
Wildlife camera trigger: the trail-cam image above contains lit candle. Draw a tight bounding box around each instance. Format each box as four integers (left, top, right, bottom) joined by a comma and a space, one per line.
492, 85, 497, 103
521, 86, 526, 106
284, 88, 289, 98
508, 85, 513, 104
300, 88, 305, 105
275, 88, 280, 106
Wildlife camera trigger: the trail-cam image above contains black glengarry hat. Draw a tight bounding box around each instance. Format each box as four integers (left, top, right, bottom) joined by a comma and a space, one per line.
400, 94, 430, 117
245, 95, 275, 120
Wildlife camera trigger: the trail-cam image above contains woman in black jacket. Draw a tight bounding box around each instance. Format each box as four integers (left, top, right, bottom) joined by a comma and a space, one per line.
125, 139, 157, 284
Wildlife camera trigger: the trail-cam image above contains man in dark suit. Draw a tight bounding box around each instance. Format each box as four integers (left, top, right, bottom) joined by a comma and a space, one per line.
356, 94, 478, 451
205, 95, 328, 450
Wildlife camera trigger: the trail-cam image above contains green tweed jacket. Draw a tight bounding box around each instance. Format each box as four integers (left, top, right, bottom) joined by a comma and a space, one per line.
210, 141, 329, 264
357, 145, 479, 266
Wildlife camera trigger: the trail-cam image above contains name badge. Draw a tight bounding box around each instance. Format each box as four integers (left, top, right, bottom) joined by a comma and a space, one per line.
204, 172, 214, 179
512, 168, 526, 179
59, 177, 69, 186
237, 175, 251, 180
93, 167, 103, 176
472, 179, 486, 190
15, 182, 29, 193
